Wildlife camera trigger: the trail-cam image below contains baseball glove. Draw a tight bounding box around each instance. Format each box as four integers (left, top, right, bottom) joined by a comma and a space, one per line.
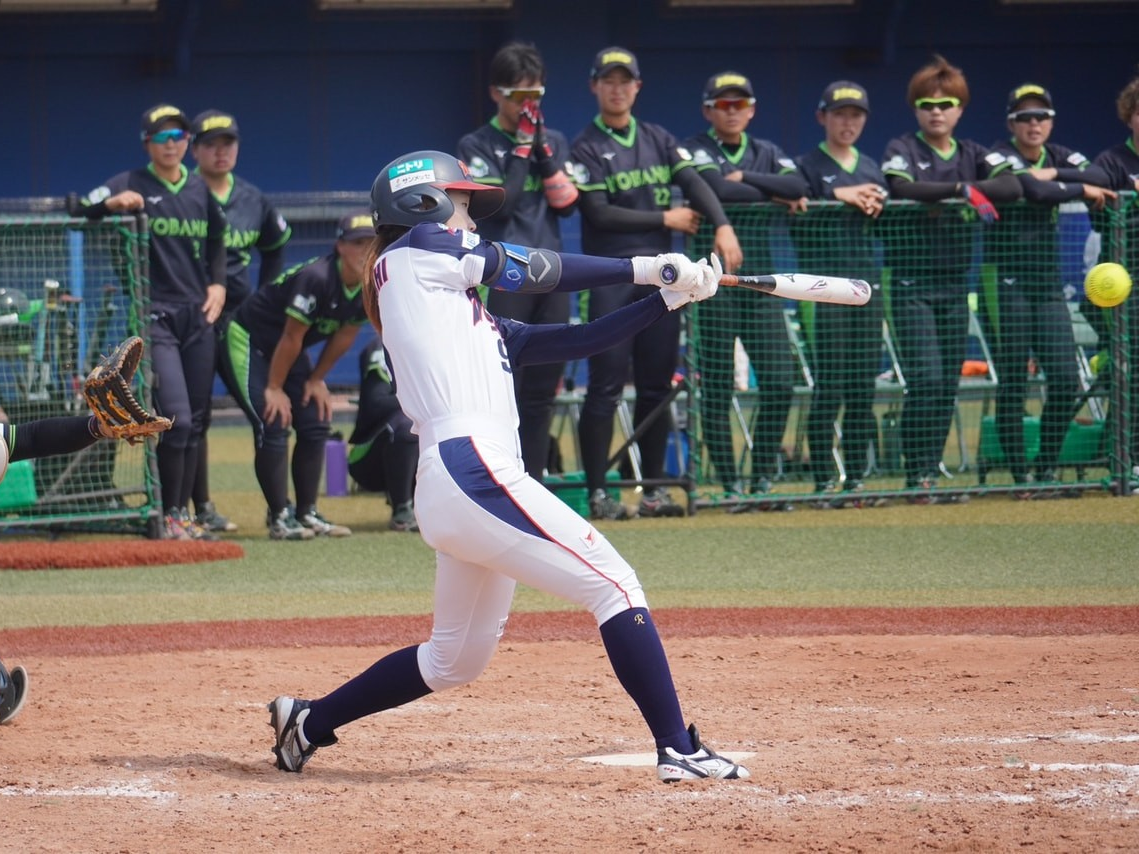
85, 336, 172, 442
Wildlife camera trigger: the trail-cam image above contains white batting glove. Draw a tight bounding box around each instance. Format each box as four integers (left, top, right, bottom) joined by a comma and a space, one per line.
689, 253, 722, 303
631, 253, 698, 289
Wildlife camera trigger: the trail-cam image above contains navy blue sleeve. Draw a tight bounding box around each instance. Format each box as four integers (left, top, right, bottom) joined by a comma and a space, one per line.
487, 241, 636, 293
500, 291, 667, 366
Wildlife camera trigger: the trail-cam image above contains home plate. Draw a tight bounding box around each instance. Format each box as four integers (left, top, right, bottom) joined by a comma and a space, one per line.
579, 751, 754, 767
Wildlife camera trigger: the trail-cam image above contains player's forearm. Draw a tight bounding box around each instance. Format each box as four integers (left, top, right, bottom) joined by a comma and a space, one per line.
1018, 174, 1084, 204
577, 191, 668, 232
267, 335, 304, 390
674, 167, 730, 228
698, 169, 766, 202
739, 171, 809, 200
258, 247, 285, 288
310, 326, 360, 382
967, 171, 1022, 203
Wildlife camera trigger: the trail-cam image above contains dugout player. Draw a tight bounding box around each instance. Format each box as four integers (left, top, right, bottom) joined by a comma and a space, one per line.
78, 104, 228, 539
267, 148, 748, 784
880, 56, 1021, 502
572, 47, 744, 520
1091, 72, 1139, 490
792, 81, 887, 505
189, 109, 292, 533
218, 212, 370, 540
458, 42, 578, 481
986, 85, 1115, 496
683, 71, 809, 508
347, 334, 419, 532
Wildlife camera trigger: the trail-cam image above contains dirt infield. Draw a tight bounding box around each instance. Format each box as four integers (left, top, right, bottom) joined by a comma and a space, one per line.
1, 608, 1136, 852
0, 539, 244, 570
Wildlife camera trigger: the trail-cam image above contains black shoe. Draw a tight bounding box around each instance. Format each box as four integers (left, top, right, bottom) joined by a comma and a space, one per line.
639, 487, 685, 518
589, 489, 631, 521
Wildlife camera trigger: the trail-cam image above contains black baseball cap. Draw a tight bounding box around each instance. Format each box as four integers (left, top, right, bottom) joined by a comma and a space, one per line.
191, 109, 240, 144
818, 80, 870, 113
337, 210, 375, 242
703, 71, 754, 102
591, 46, 640, 80
1007, 83, 1053, 113
140, 104, 190, 139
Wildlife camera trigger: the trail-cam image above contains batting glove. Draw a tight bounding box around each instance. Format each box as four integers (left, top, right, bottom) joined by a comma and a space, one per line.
959, 183, 999, 223
631, 253, 696, 288
513, 101, 541, 160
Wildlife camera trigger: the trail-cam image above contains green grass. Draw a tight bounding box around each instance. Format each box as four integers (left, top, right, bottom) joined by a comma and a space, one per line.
1, 424, 1137, 630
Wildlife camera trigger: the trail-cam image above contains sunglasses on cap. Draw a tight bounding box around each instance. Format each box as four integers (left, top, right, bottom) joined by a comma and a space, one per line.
703, 97, 756, 112
1009, 108, 1055, 123
496, 86, 545, 103
914, 97, 961, 112
148, 128, 189, 144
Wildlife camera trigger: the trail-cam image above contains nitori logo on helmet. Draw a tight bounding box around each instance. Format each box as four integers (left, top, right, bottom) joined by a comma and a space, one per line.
370, 150, 504, 229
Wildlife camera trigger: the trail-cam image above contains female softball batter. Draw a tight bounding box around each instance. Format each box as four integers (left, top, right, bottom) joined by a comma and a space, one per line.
267, 150, 748, 783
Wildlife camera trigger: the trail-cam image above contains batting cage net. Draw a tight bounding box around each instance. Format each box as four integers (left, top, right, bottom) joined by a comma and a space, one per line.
0, 213, 161, 535
681, 193, 1136, 509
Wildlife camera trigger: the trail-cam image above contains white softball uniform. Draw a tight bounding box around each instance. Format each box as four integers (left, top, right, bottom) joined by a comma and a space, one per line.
376, 224, 654, 692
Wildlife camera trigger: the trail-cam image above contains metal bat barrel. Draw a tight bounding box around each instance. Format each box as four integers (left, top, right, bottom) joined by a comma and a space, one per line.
719, 274, 872, 306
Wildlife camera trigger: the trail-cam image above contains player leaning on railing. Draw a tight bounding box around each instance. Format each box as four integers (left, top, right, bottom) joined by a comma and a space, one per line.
986, 84, 1116, 497
880, 55, 1023, 503
1091, 71, 1139, 490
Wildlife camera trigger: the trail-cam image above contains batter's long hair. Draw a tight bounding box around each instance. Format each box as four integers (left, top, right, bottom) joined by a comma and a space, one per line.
906, 54, 969, 107
362, 225, 410, 333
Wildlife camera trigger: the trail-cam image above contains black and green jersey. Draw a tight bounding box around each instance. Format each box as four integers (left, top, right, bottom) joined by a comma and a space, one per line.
570, 116, 695, 257
205, 172, 291, 307
234, 253, 367, 354
881, 133, 1012, 272
793, 144, 887, 277
989, 139, 1102, 277
82, 164, 226, 303
686, 130, 798, 187
1093, 139, 1139, 268
457, 119, 571, 249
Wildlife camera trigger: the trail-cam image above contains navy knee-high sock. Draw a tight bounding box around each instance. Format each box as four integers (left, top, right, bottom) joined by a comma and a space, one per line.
6, 416, 100, 462
599, 607, 693, 754
303, 645, 431, 742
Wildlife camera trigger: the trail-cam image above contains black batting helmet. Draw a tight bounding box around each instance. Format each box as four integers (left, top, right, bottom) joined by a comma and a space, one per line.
0, 659, 28, 725
370, 150, 504, 229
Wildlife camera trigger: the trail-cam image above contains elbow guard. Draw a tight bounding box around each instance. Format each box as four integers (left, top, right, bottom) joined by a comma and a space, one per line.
489, 242, 563, 293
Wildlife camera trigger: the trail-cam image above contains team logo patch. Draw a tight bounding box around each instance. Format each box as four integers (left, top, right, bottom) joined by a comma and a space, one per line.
467, 156, 490, 178
572, 162, 590, 184
291, 294, 316, 315
1067, 152, 1088, 167
882, 155, 908, 172
389, 158, 436, 192
692, 149, 714, 167
778, 157, 796, 171
984, 151, 1007, 167
460, 230, 480, 250
86, 186, 111, 204
676, 146, 693, 162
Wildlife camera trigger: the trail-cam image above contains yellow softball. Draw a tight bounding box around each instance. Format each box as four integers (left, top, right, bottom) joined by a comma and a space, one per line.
1084, 262, 1132, 308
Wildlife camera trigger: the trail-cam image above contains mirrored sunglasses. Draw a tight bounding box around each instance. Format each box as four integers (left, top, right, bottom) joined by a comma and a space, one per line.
148, 128, 189, 144
703, 97, 756, 112
1009, 108, 1055, 123
914, 97, 961, 112
496, 86, 545, 103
